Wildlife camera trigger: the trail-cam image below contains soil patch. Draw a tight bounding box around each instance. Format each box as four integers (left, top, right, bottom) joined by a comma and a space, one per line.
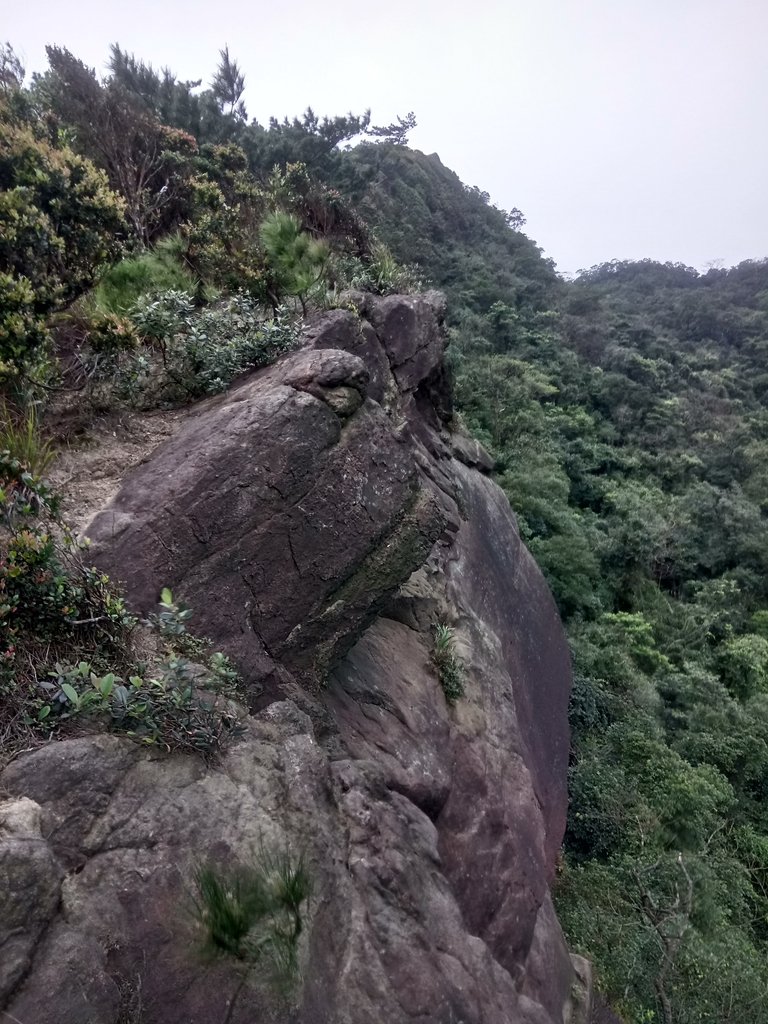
48, 408, 187, 534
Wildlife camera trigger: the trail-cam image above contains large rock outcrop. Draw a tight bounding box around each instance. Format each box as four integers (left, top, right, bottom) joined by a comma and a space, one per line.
0, 292, 585, 1023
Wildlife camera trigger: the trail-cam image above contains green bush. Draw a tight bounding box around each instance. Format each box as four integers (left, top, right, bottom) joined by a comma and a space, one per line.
0, 452, 134, 763
0, 273, 50, 384
0, 453, 130, 668
84, 312, 141, 356
124, 291, 300, 403
260, 210, 328, 312
37, 652, 241, 756
0, 112, 126, 379
31, 583, 242, 755
0, 454, 241, 762
337, 241, 423, 296
92, 242, 199, 314
180, 173, 271, 301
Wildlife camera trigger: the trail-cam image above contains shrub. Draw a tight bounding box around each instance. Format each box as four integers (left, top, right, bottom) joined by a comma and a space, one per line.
182, 174, 271, 302
0, 453, 130, 669
260, 210, 328, 313
129, 289, 195, 343
0, 112, 126, 379
0, 452, 135, 764
327, 242, 423, 299
37, 652, 241, 757
0, 273, 50, 385
32, 583, 242, 756
364, 236, 423, 292
92, 241, 199, 314
0, 452, 241, 763
85, 312, 141, 357
124, 291, 300, 404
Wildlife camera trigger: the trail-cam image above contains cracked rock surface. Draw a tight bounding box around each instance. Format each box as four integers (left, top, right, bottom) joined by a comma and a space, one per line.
0, 293, 588, 1023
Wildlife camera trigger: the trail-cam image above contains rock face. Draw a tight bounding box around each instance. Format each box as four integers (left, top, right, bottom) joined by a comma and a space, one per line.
0, 292, 586, 1024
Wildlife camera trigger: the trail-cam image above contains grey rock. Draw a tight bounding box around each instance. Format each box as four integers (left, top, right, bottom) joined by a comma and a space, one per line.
450, 432, 495, 472
0, 798, 63, 1003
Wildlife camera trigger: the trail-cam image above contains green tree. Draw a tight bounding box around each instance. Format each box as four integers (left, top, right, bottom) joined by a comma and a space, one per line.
260, 210, 328, 312
211, 45, 246, 119
720, 634, 768, 700
367, 110, 417, 146
41, 46, 199, 243
0, 110, 126, 379
0, 42, 24, 92
108, 44, 238, 146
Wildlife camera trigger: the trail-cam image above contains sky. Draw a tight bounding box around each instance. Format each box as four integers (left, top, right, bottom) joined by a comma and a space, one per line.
6, 0, 768, 276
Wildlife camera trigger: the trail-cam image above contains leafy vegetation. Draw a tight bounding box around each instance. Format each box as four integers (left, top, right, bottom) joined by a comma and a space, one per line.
1, 448, 130, 669
0, 44, 415, 415
37, 652, 241, 756
122, 290, 300, 403
0, 41, 417, 772
436, 254, 768, 1019
0, 432, 241, 764
0, 107, 126, 384
90, 239, 199, 314
0, 403, 55, 478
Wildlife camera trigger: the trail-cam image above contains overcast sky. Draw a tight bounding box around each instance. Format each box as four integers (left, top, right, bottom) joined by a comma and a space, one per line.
7, 0, 768, 276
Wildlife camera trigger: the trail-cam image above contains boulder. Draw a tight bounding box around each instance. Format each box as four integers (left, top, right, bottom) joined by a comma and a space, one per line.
0, 798, 63, 1003
1, 293, 581, 1023
87, 341, 445, 702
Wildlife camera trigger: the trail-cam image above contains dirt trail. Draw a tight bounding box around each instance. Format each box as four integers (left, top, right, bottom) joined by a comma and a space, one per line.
49, 409, 187, 534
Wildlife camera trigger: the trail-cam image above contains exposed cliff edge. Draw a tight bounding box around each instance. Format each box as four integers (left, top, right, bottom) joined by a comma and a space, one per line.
0, 293, 588, 1024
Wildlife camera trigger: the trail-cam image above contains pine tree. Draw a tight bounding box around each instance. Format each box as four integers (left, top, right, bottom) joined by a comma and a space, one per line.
0, 42, 24, 92
367, 111, 417, 146
211, 46, 246, 119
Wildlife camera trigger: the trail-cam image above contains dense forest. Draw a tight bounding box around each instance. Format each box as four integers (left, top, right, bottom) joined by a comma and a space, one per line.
2, 42, 768, 1024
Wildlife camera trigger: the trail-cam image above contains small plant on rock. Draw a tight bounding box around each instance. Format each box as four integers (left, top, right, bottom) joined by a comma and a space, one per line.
1, 524, 244, 760
1, 452, 133, 682
193, 848, 311, 993
338, 241, 423, 296
150, 586, 194, 638
147, 587, 239, 691
34, 649, 242, 757
0, 452, 137, 766
432, 622, 465, 705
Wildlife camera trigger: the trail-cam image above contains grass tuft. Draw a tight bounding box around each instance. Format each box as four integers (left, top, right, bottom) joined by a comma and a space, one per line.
0, 402, 56, 478
432, 622, 465, 705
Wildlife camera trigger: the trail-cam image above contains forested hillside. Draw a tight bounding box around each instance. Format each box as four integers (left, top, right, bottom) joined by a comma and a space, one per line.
461, 270, 768, 1023
2, 42, 768, 1024
352, 151, 768, 1022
